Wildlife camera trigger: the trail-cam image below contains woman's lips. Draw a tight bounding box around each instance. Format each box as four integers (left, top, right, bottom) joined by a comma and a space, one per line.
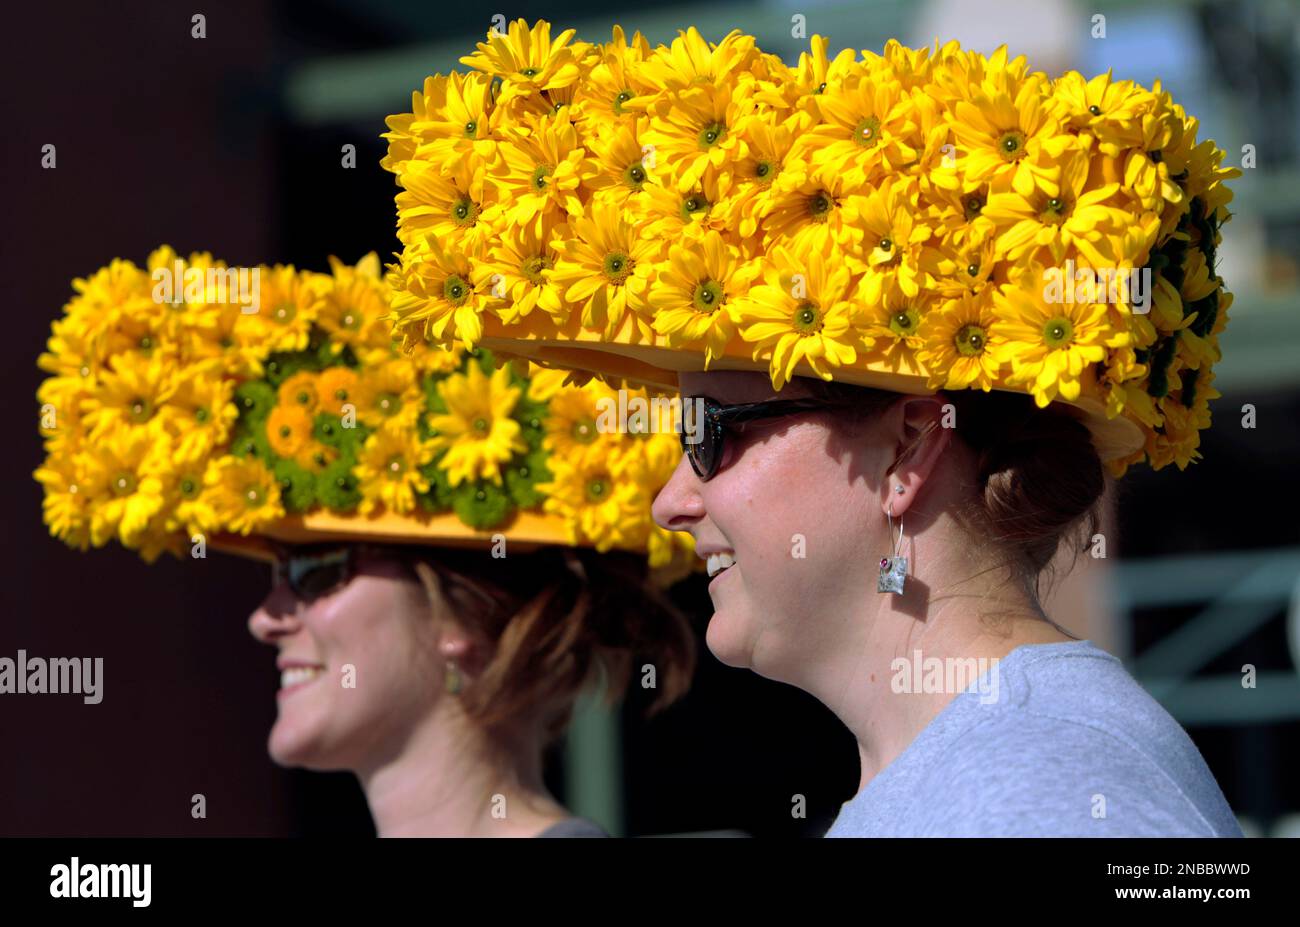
708, 563, 737, 591
278, 665, 325, 698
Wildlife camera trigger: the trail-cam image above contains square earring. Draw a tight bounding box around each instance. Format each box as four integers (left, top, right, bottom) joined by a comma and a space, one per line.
877, 499, 907, 594
878, 554, 908, 594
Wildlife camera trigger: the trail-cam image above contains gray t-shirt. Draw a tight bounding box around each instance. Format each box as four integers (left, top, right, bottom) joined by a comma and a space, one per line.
536, 816, 609, 838
825, 639, 1242, 837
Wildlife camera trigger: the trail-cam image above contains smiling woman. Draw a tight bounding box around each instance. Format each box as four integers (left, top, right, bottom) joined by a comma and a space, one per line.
33, 247, 701, 837
374, 20, 1245, 836
248, 542, 693, 837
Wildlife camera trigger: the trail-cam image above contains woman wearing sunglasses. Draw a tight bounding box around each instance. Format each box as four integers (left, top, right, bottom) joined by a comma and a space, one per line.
249, 539, 692, 838
381, 26, 1244, 836
35, 249, 698, 838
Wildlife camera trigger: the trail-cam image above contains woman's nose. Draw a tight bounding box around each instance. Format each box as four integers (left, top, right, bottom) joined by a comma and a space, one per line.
652, 452, 706, 532
247, 586, 304, 644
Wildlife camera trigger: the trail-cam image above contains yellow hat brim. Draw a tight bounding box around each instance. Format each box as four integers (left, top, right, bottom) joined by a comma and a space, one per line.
210, 509, 578, 563
472, 314, 1146, 464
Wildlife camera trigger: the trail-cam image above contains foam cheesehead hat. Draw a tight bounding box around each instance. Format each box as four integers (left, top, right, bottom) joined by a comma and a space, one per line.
34, 246, 697, 584
381, 19, 1240, 478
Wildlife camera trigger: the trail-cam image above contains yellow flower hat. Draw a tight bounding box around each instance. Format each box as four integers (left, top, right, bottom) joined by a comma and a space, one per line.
382, 20, 1240, 476
34, 247, 696, 583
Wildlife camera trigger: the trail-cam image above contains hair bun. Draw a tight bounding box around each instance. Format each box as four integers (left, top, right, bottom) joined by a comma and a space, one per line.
947, 390, 1104, 578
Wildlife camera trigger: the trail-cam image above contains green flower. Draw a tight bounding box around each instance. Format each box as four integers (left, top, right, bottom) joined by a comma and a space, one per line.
451, 479, 511, 530
229, 422, 273, 463
315, 457, 362, 511
514, 397, 549, 451
273, 458, 317, 513
234, 381, 275, 424
468, 346, 496, 377
1146, 332, 1181, 399
419, 459, 456, 510
504, 449, 551, 509
264, 346, 322, 387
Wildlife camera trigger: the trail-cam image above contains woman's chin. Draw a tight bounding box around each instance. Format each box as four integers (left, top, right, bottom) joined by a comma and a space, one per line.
704, 610, 754, 669
267, 723, 330, 770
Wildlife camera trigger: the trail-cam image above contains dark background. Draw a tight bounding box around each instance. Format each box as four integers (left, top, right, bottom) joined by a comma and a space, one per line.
2, 0, 1296, 836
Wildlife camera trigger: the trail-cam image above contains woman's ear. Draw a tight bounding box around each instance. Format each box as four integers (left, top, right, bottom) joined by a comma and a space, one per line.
881, 396, 952, 517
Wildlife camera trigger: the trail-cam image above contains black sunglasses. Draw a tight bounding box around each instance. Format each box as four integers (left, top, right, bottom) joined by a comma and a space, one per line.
679, 395, 840, 482
270, 543, 410, 602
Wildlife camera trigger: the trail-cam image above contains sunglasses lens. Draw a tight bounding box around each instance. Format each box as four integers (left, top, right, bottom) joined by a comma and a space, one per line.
286, 550, 351, 600
680, 399, 719, 480
682, 426, 717, 479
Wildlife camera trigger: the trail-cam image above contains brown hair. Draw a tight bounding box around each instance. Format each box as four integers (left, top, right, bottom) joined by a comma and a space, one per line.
797, 377, 1105, 601
409, 545, 695, 749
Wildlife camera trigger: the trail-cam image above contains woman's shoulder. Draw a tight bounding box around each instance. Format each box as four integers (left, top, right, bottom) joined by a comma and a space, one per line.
912, 640, 1242, 835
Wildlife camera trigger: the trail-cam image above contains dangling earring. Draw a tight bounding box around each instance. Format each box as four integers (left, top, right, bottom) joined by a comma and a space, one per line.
444, 658, 462, 695
877, 498, 908, 594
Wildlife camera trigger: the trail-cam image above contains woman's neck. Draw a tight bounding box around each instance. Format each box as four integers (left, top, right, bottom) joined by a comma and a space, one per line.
818, 528, 1077, 794
356, 711, 572, 837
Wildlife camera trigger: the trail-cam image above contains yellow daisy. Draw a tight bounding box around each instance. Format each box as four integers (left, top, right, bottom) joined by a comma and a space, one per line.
251, 264, 321, 353
949, 71, 1075, 191
763, 158, 865, 260
168, 362, 238, 462
542, 384, 607, 465
205, 455, 285, 535
990, 268, 1119, 407
649, 230, 761, 367
183, 300, 269, 379
33, 453, 93, 550
388, 234, 491, 350
317, 254, 392, 355
550, 200, 658, 339
353, 359, 422, 430
584, 116, 661, 211
916, 290, 1004, 391
80, 352, 178, 441
170, 460, 221, 538
632, 26, 761, 94
726, 110, 812, 240
354, 426, 433, 516
477, 211, 568, 328
732, 244, 863, 389
1052, 71, 1152, 156
857, 281, 936, 374
982, 147, 1128, 267
636, 169, 733, 246
428, 362, 528, 486
569, 25, 655, 132
539, 454, 645, 552
486, 111, 595, 234
394, 153, 496, 255
794, 72, 918, 185
846, 176, 932, 303
381, 71, 500, 178
78, 426, 170, 548
638, 82, 751, 192
458, 17, 582, 107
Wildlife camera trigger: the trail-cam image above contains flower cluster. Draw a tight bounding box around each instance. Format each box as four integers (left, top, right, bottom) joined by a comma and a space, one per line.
382, 20, 1239, 476
34, 247, 691, 574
